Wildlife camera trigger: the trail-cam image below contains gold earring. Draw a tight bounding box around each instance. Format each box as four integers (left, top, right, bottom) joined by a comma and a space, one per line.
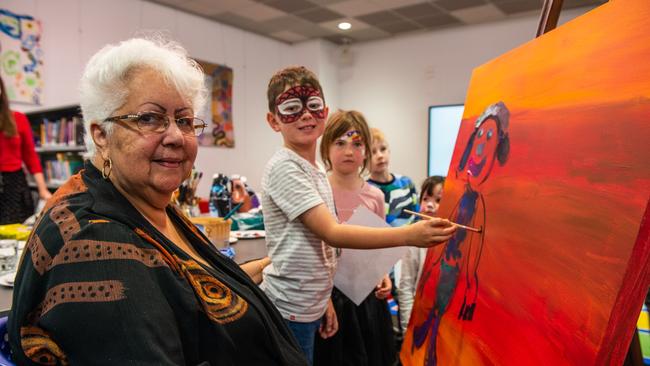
102, 158, 113, 179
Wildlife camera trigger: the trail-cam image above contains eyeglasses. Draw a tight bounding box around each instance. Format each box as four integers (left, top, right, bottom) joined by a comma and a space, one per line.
104, 111, 207, 137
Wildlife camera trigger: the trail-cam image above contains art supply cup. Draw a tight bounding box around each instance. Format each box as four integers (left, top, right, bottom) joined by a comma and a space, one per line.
189, 217, 232, 249
0, 240, 18, 274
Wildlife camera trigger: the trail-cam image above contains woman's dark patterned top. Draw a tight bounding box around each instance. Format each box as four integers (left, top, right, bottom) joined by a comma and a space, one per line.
8, 161, 307, 366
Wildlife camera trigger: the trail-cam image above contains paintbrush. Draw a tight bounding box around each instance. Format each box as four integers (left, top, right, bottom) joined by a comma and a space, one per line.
222, 202, 243, 220
403, 209, 483, 233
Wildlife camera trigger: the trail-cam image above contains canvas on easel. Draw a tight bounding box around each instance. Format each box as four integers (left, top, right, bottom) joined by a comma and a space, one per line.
401, 0, 650, 365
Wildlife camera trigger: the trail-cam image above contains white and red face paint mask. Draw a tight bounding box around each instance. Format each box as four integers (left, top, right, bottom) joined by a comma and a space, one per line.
275, 85, 326, 123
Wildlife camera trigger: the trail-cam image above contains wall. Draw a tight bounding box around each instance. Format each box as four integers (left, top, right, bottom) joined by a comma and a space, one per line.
337, 6, 593, 187
4, 0, 594, 196
4, 0, 339, 196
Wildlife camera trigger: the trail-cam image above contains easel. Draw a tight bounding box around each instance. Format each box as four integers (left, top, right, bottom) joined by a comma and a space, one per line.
536, 0, 565, 37
535, 2, 645, 365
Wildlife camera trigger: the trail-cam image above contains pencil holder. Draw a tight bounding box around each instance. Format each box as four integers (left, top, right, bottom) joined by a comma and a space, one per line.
189, 217, 232, 248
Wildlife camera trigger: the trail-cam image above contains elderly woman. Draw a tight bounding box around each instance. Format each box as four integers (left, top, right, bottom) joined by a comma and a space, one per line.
8, 38, 307, 365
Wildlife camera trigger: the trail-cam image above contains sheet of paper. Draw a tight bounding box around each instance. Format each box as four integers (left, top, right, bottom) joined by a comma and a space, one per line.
333, 206, 408, 305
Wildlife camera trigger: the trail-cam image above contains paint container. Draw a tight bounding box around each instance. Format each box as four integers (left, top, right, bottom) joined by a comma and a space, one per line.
0, 240, 17, 274
189, 217, 232, 249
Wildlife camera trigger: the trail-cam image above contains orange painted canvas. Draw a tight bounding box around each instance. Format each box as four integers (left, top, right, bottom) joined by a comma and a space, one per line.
401, 1, 650, 365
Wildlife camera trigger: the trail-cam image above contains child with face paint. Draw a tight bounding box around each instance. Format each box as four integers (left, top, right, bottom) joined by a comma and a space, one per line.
313, 110, 396, 366
412, 102, 510, 366
261, 66, 457, 364
397, 176, 445, 333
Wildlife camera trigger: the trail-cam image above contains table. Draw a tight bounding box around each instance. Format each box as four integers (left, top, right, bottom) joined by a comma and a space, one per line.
0, 237, 268, 314
231, 237, 267, 265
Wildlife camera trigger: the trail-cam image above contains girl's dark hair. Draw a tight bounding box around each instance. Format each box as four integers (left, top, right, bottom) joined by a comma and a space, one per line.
421, 175, 445, 199
0, 75, 16, 137
320, 110, 372, 175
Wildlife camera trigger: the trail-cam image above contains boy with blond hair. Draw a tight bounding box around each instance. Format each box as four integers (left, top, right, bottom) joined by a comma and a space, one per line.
368, 127, 420, 227
261, 66, 456, 364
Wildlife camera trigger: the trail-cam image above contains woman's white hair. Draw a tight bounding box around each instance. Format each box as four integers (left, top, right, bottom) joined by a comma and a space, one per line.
80, 36, 207, 156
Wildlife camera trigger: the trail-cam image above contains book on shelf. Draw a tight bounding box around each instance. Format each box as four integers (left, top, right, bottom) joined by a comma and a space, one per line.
36, 116, 85, 148
42, 153, 84, 185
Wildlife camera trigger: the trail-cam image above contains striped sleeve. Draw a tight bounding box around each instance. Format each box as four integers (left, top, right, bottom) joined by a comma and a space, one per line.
266, 159, 324, 221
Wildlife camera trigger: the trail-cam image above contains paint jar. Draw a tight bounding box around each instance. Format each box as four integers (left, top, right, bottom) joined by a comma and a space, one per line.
0, 240, 17, 274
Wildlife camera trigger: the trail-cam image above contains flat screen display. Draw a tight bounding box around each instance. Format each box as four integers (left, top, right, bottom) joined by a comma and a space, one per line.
428, 104, 464, 177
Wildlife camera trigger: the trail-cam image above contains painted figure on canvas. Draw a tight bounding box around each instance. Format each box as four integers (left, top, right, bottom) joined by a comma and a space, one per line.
413, 102, 510, 366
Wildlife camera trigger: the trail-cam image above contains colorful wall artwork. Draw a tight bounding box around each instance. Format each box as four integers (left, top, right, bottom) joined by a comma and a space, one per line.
402, 1, 650, 365
0, 8, 43, 105
196, 60, 234, 147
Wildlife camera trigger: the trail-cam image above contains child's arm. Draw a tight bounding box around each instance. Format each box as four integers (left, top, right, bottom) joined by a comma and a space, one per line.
397, 247, 420, 331
300, 203, 456, 249
239, 257, 271, 284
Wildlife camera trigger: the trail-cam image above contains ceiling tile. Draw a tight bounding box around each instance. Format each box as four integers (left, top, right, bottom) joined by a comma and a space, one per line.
231, 2, 287, 21
326, 0, 426, 17
356, 10, 405, 25
435, 0, 486, 12
344, 26, 391, 41
256, 14, 306, 32
413, 13, 461, 28
319, 17, 371, 31
210, 12, 259, 29
291, 23, 333, 37
265, 0, 319, 13
393, 3, 442, 19
451, 3, 505, 23
180, 0, 254, 16
306, 0, 349, 4
492, 0, 542, 15
148, 0, 190, 5
375, 20, 422, 33
270, 30, 309, 42
295, 6, 344, 22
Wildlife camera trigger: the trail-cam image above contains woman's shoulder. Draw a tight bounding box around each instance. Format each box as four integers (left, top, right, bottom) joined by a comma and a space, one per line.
12, 111, 29, 128
33, 193, 141, 254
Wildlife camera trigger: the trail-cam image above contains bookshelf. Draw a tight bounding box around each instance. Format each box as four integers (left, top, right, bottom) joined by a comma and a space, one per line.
25, 105, 86, 190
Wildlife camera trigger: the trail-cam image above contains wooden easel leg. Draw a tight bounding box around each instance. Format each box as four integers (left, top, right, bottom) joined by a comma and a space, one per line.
536, 0, 565, 37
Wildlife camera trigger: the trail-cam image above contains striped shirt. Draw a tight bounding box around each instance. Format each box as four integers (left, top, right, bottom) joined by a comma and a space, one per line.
261, 148, 337, 322
368, 174, 419, 227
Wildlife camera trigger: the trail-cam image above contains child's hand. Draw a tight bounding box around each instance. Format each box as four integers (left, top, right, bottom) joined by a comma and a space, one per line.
374, 274, 392, 299
407, 218, 456, 247
319, 299, 338, 339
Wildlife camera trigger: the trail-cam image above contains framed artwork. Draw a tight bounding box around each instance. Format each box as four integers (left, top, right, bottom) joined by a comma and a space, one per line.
402, 1, 650, 365
0, 8, 43, 105
196, 60, 234, 147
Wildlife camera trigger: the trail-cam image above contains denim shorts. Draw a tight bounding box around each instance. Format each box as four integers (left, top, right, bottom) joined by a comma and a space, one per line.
285, 318, 321, 365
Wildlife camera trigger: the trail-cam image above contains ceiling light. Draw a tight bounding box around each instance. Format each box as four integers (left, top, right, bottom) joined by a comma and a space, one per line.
338, 22, 352, 30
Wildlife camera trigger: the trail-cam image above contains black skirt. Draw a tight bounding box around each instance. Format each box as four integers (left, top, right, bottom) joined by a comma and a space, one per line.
0, 169, 35, 225
314, 287, 397, 366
